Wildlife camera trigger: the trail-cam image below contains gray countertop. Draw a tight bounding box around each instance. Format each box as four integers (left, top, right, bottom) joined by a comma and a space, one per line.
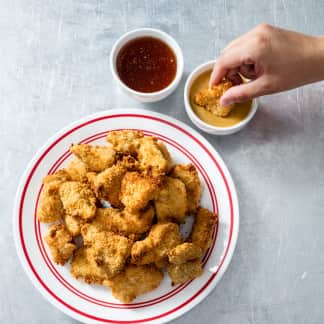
1, 0, 324, 323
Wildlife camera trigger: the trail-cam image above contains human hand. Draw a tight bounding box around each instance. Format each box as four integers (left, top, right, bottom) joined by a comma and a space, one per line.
210, 24, 324, 106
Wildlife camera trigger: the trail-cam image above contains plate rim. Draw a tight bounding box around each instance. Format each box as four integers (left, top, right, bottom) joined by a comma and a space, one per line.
13, 108, 239, 324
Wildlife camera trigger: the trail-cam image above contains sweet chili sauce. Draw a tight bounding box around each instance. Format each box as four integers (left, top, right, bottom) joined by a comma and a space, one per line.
116, 37, 177, 93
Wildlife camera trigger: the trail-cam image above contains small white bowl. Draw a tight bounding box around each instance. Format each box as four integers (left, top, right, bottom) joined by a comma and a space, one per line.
110, 28, 184, 103
184, 60, 258, 135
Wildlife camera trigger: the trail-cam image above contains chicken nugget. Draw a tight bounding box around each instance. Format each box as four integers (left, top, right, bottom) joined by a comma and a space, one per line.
154, 258, 169, 269
64, 214, 86, 236
43, 169, 71, 185
90, 164, 126, 207
93, 207, 154, 237
66, 158, 89, 182
59, 181, 96, 220
44, 224, 76, 265
131, 222, 183, 265
167, 259, 203, 285
157, 141, 172, 171
120, 172, 160, 212
194, 79, 234, 117
80, 226, 132, 277
190, 207, 217, 252
170, 164, 202, 213
154, 176, 187, 223
106, 130, 144, 155
70, 246, 109, 284
104, 264, 163, 303
37, 170, 71, 223
70, 144, 115, 172
168, 243, 202, 264
137, 137, 170, 175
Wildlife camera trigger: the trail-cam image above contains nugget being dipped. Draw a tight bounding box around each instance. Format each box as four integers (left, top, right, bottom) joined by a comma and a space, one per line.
194, 79, 234, 117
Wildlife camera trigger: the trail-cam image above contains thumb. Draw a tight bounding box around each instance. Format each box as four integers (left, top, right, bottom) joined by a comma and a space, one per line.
220, 78, 266, 106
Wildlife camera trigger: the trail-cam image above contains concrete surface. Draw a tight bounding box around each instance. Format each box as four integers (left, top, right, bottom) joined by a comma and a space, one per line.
1, 0, 324, 323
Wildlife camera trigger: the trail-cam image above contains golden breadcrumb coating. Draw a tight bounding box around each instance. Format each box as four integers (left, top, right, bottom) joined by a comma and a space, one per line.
104, 264, 163, 303
194, 79, 234, 117
190, 207, 217, 252
157, 141, 173, 171
70, 246, 109, 284
87, 156, 138, 208
37, 170, 71, 223
59, 181, 96, 220
120, 172, 160, 212
154, 258, 169, 269
168, 242, 202, 264
42, 170, 71, 185
66, 158, 89, 182
137, 137, 170, 174
170, 164, 202, 214
154, 176, 187, 223
83, 207, 154, 239
44, 224, 76, 265
167, 259, 203, 285
80, 226, 133, 278
131, 222, 183, 265
106, 130, 144, 155
90, 164, 126, 208
64, 214, 86, 236
70, 144, 115, 172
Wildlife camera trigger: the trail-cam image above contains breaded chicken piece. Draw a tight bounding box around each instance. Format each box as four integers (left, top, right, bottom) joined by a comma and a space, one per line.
106, 130, 144, 155
43, 169, 71, 185
154, 176, 187, 223
120, 172, 160, 212
37, 170, 71, 223
44, 224, 76, 265
154, 258, 169, 269
87, 156, 138, 208
59, 181, 96, 220
80, 226, 132, 277
170, 164, 202, 213
70, 247, 109, 284
194, 79, 234, 117
131, 222, 183, 265
190, 207, 217, 252
90, 164, 126, 207
70, 144, 116, 172
167, 259, 203, 285
137, 137, 170, 175
66, 158, 89, 182
104, 264, 163, 303
83, 207, 154, 239
64, 214, 86, 236
157, 141, 173, 171
168, 243, 202, 265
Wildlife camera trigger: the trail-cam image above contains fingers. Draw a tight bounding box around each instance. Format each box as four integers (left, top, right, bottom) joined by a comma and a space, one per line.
239, 64, 257, 80
209, 50, 244, 87
220, 77, 268, 106
226, 68, 243, 85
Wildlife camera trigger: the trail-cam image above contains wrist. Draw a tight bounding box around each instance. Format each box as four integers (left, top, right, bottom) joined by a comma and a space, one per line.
308, 35, 324, 82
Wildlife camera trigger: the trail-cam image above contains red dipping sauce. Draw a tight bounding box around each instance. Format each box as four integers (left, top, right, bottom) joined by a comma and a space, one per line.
116, 37, 177, 93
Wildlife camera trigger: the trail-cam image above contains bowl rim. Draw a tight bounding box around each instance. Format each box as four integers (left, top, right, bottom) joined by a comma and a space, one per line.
184, 60, 258, 132
110, 27, 184, 98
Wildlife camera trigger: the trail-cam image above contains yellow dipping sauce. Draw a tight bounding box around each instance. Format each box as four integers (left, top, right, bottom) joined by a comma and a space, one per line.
190, 70, 252, 128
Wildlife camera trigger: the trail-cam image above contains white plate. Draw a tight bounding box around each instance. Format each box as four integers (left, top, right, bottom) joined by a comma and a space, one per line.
13, 109, 239, 324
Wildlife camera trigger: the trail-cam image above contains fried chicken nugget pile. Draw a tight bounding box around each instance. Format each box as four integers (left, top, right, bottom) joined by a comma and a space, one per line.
37, 130, 218, 302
